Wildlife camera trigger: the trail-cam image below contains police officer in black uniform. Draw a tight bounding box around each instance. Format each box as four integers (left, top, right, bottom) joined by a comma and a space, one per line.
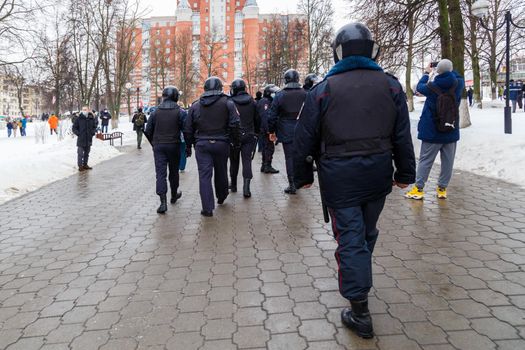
303, 73, 320, 91
184, 77, 240, 217
268, 69, 307, 194
294, 23, 416, 339
229, 79, 260, 198
145, 86, 187, 214
257, 85, 280, 174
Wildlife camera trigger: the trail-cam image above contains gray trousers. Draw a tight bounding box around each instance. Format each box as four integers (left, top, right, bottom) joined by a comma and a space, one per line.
416, 142, 457, 190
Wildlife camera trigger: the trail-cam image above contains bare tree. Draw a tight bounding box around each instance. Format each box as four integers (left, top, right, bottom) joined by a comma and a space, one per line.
174, 27, 198, 106
298, 0, 334, 74
438, 0, 471, 128
149, 27, 173, 99
38, 10, 73, 116
0, 0, 43, 67
476, 0, 525, 100
200, 28, 227, 79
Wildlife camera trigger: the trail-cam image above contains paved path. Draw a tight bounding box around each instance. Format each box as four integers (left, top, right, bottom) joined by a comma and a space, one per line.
1, 144, 524, 350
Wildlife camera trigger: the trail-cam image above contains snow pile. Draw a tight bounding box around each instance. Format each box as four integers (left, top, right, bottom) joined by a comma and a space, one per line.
0, 118, 137, 204
410, 101, 525, 187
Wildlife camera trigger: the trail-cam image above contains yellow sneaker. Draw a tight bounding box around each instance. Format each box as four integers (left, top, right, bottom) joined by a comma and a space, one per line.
405, 186, 424, 200
437, 187, 447, 199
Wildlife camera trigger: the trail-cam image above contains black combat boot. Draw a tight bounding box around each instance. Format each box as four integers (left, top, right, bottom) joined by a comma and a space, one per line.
171, 191, 182, 204
157, 194, 168, 214
284, 176, 297, 195
201, 210, 213, 217
243, 179, 251, 198
260, 162, 266, 173
341, 299, 374, 339
264, 162, 279, 174
230, 178, 237, 193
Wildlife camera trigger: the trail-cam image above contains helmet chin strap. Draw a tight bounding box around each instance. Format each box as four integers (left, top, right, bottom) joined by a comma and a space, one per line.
334, 40, 381, 62
372, 43, 381, 61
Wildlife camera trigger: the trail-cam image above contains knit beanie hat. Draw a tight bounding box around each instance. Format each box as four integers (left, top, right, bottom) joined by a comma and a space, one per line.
436, 59, 453, 74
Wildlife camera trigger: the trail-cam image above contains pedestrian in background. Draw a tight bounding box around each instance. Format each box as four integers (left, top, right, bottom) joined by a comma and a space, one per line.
467, 87, 473, 107
20, 117, 27, 137
6, 119, 13, 137
406, 59, 464, 200
132, 108, 147, 149
100, 109, 111, 133
517, 80, 524, 111
72, 106, 97, 172
48, 114, 59, 135
12, 119, 18, 137
506, 80, 520, 113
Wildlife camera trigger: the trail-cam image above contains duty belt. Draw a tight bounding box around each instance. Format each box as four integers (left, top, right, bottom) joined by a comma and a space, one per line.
322, 138, 393, 157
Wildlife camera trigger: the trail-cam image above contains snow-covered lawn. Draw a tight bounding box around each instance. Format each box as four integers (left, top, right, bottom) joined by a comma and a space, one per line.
410, 100, 525, 188
0, 117, 137, 204
1, 104, 524, 205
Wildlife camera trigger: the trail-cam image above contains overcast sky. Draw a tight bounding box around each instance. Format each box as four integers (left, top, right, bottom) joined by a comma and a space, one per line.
142, 0, 351, 30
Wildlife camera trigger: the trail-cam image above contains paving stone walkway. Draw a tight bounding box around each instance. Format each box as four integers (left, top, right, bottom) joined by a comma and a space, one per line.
1, 144, 524, 350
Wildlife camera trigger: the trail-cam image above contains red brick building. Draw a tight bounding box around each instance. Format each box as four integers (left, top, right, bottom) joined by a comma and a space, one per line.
126, 0, 307, 108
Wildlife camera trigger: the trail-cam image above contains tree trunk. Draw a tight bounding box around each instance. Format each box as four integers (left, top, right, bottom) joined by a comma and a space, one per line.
468, 10, 482, 108
490, 45, 498, 100
406, 4, 415, 112
447, 0, 471, 128
438, 0, 452, 58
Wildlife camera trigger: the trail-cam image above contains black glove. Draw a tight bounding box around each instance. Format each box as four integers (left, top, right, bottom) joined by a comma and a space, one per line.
186, 145, 192, 158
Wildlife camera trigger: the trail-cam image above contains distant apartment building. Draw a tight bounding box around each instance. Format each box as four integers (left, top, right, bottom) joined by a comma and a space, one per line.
0, 75, 44, 117
126, 0, 307, 107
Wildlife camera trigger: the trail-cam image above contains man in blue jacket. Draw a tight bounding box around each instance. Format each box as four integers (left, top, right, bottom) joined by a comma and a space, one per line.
506, 80, 521, 113
294, 22, 415, 339
406, 59, 464, 200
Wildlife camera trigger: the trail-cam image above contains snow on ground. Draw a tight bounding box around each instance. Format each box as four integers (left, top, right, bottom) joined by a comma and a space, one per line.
1, 103, 524, 204
410, 99, 525, 188
0, 117, 138, 204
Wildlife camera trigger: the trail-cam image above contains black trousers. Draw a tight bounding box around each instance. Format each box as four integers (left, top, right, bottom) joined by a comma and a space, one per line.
230, 134, 257, 181
153, 143, 181, 196
282, 142, 295, 178
262, 134, 275, 164
77, 146, 91, 167
195, 140, 229, 212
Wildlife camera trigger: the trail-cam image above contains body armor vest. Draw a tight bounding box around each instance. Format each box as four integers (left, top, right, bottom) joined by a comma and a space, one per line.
234, 102, 256, 134
196, 96, 230, 137
153, 108, 181, 144
322, 70, 396, 157
279, 88, 307, 120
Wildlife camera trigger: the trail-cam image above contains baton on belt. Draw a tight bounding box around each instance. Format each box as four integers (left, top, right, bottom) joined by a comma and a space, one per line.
251, 135, 259, 160
306, 156, 330, 223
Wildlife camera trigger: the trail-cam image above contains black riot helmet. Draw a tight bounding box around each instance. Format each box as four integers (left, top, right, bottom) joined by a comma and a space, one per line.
230, 79, 247, 96
263, 84, 280, 98
284, 69, 300, 84
304, 74, 319, 90
162, 86, 180, 102
203, 76, 223, 96
332, 22, 380, 63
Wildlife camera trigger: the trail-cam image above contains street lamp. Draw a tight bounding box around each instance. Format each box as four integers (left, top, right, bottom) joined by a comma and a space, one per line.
472, 0, 525, 134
